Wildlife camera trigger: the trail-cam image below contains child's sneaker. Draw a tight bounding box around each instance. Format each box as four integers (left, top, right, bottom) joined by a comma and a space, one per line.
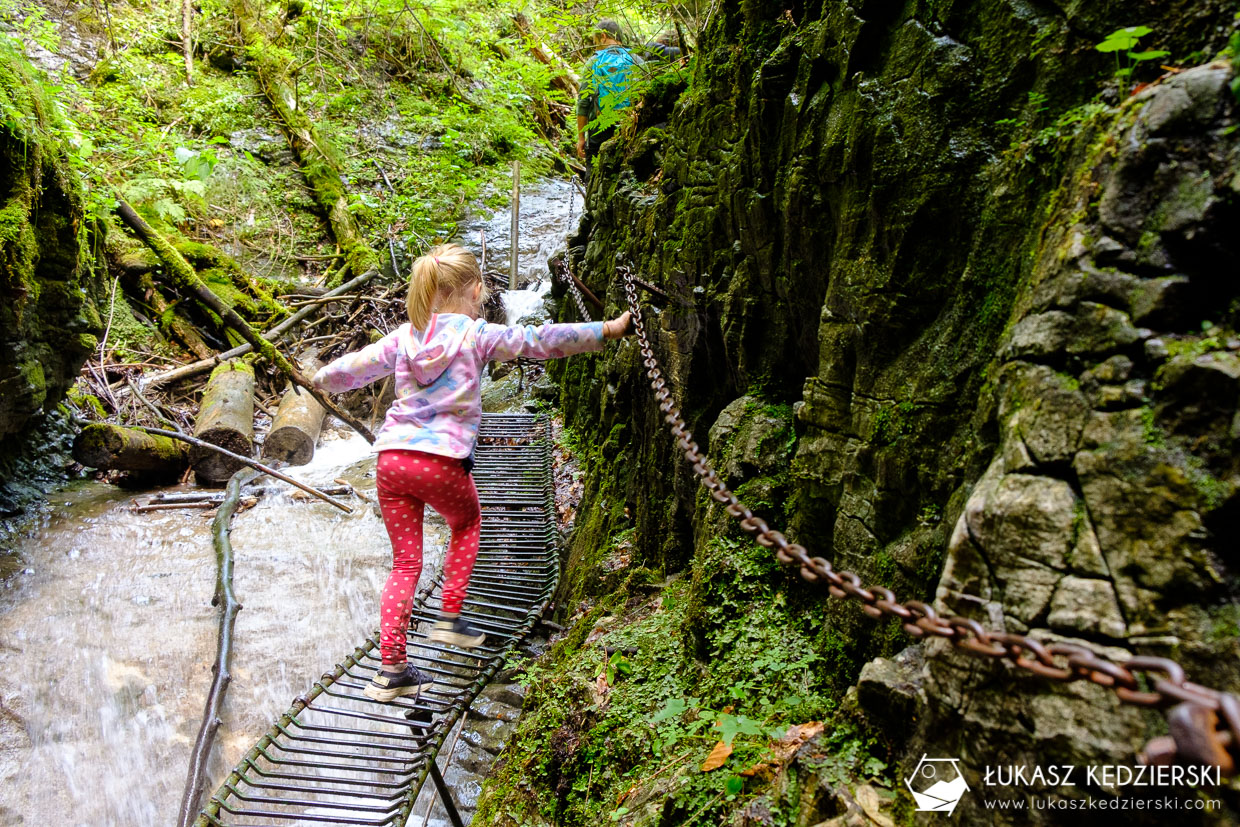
364, 663, 434, 702
428, 616, 486, 649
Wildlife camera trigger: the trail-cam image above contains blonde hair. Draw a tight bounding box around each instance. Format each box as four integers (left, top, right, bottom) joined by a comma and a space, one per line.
406, 243, 487, 330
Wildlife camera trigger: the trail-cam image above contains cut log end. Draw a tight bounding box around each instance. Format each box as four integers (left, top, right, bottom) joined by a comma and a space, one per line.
191, 358, 256, 485
190, 429, 252, 484
262, 385, 326, 466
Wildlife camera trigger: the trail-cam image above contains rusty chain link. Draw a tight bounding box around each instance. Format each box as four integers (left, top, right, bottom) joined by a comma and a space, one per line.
605, 261, 1240, 778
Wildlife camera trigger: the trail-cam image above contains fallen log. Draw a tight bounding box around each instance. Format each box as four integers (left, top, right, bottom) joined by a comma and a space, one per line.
72, 423, 190, 476
108, 234, 214, 360
141, 269, 376, 389
143, 427, 353, 513
177, 468, 252, 827
512, 14, 578, 95
191, 360, 255, 485
230, 0, 379, 284
262, 383, 326, 466
116, 200, 375, 442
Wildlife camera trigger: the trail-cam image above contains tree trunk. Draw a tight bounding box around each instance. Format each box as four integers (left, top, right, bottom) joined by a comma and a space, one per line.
133, 269, 214, 360
72, 423, 190, 476
141, 269, 376, 388
116, 199, 375, 442
182, 0, 193, 83
107, 233, 214, 361
191, 360, 255, 484
230, 0, 379, 284
262, 384, 326, 466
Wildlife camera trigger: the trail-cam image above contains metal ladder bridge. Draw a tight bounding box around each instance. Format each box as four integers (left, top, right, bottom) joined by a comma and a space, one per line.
196, 412, 557, 826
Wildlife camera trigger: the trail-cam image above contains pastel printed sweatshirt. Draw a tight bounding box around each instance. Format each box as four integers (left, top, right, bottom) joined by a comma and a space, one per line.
313, 313, 606, 458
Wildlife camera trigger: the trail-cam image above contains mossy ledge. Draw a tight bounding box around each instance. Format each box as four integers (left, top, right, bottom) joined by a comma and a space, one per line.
0, 41, 100, 511
479, 2, 1240, 825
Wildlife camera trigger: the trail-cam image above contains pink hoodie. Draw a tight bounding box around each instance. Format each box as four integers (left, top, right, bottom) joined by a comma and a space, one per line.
312, 313, 605, 457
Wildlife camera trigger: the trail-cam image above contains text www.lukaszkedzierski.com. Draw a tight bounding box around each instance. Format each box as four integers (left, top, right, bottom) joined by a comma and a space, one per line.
982, 797, 1220, 811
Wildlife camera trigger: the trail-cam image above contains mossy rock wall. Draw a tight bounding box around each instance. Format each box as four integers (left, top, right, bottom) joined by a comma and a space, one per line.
0, 43, 100, 444
509, 1, 1240, 823
0, 43, 100, 514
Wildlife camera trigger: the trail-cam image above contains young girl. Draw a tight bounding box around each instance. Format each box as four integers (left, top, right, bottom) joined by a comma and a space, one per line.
313, 243, 631, 702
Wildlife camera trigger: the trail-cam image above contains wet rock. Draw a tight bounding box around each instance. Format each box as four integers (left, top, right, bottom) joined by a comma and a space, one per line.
1134, 63, 1231, 137
1001, 312, 1072, 361
1047, 576, 1127, 639
450, 741, 497, 775
1144, 337, 1170, 362
530, 374, 557, 401
1131, 276, 1192, 327
458, 716, 514, 755
856, 646, 926, 731
707, 396, 794, 482
467, 696, 521, 723
1153, 351, 1240, 446
482, 682, 527, 708
1065, 302, 1139, 356
1074, 429, 1222, 625
229, 129, 295, 165
1000, 364, 1088, 466
969, 474, 1078, 572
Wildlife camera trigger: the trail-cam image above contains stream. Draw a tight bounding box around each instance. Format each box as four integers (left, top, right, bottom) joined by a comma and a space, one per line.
0, 177, 580, 826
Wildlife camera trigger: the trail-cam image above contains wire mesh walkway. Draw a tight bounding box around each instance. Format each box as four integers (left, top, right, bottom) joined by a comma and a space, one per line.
196, 412, 558, 826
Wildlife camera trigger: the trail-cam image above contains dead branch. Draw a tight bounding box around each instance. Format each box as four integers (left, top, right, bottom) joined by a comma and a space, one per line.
142, 427, 353, 513
141, 269, 377, 389
176, 468, 253, 827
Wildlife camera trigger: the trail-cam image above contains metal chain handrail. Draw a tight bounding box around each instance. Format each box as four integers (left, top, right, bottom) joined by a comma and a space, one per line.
608, 262, 1240, 777
554, 258, 594, 322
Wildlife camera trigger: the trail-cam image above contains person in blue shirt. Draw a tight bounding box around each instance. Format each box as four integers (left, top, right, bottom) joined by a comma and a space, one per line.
575, 19, 643, 180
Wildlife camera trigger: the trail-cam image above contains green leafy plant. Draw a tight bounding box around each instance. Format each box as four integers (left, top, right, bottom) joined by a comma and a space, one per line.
604, 650, 633, 684
1094, 26, 1170, 81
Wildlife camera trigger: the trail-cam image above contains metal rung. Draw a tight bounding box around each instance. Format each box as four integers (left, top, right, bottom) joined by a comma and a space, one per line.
197, 413, 559, 827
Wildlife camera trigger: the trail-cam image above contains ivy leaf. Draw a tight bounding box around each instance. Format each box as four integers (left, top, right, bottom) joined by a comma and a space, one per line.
718, 713, 765, 746
651, 697, 688, 724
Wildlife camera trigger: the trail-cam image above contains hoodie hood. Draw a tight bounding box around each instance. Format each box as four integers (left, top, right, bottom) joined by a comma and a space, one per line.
401, 314, 473, 385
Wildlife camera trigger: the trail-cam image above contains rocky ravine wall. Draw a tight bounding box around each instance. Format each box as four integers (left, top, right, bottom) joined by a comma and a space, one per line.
0, 44, 100, 516
516, 1, 1239, 824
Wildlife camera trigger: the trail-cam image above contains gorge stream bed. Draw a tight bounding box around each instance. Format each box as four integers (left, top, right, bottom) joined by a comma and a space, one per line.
0, 177, 578, 826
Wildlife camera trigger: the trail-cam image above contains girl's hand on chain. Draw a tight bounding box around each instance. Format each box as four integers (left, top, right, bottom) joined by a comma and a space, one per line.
603, 311, 633, 339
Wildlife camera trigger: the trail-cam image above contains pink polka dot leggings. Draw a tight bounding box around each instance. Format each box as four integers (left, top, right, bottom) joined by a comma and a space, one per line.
376, 449, 481, 665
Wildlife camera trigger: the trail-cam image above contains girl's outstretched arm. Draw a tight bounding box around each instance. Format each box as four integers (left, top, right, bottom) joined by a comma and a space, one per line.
477, 311, 632, 362
476, 319, 607, 363
312, 328, 403, 392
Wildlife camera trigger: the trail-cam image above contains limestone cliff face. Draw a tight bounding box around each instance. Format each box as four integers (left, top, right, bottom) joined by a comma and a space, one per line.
899, 61, 1240, 819
0, 44, 100, 512
547, 0, 1239, 820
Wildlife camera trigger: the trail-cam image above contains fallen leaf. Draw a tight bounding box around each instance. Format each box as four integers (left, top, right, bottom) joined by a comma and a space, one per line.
771, 721, 825, 763
855, 784, 895, 827
701, 740, 733, 772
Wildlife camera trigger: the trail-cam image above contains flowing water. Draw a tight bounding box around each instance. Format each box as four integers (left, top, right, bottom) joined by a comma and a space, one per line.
0, 177, 579, 826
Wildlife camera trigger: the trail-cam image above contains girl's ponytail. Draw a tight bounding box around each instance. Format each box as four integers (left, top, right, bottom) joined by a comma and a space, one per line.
406, 244, 485, 330
407, 255, 440, 331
